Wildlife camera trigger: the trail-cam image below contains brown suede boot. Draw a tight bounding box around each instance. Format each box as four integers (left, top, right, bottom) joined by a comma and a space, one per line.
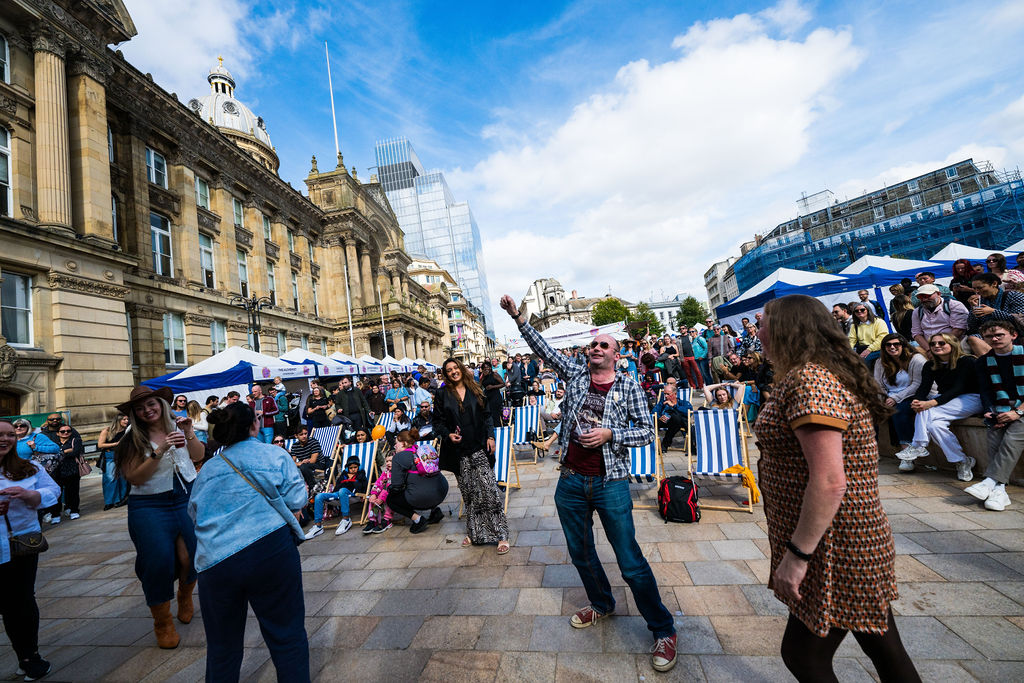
176, 581, 196, 624
149, 602, 180, 649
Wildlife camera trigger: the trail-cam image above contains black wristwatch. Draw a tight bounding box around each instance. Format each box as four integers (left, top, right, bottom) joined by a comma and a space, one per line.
786, 539, 813, 562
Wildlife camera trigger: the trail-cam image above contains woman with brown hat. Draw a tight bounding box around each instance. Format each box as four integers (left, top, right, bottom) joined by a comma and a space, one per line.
113, 385, 205, 649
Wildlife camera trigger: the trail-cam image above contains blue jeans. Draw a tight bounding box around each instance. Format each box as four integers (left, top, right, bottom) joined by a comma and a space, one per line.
554, 470, 674, 638
313, 490, 355, 523
258, 427, 275, 444
100, 453, 129, 506
696, 358, 712, 386
891, 398, 916, 445
127, 477, 197, 606
199, 525, 309, 683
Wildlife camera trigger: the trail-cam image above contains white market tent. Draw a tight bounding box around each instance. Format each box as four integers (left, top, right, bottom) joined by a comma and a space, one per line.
506, 320, 629, 354
143, 346, 292, 405
728, 268, 846, 307
413, 357, 439, 371
931, 243, 1012, 261
330, 352, 386, 376
278, 348, 358, 377
839, 255, 939, 275
1004, 238, 1024, 253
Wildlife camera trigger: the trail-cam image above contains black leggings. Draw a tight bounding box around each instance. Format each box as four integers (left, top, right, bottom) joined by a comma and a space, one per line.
0, 554, 40, 661
781, 610, 920, 683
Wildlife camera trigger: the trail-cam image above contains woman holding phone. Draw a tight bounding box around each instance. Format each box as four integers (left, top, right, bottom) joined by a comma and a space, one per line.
114, 386, 205, 649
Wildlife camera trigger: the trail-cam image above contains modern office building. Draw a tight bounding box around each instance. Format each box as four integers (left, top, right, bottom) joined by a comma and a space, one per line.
715, 159, 1024, 299
375, 137, 495, 337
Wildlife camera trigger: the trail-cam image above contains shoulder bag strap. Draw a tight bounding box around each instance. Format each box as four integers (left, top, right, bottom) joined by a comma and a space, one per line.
218, 449, 303, 541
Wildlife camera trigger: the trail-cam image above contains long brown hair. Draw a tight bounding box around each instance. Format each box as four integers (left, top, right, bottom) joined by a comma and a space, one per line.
763, 295, 889, 422
104, 412, 128, 441
441, 357, 485, 411
890, 295, 914, 328
0, 419, 38, 481
115, 396, 176, 473
929, 332, 968, 370
878, 333, 922, 385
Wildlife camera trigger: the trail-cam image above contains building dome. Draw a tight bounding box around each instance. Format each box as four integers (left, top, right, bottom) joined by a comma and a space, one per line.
188, 57, 279, 173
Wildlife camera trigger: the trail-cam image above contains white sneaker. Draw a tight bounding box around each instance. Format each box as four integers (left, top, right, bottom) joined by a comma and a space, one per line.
69, 512, 80, 520
49, 517, 60, 525
896, 445, 926, 461
956, 456, 976, 482
304, 524, 324, 540
965, 479, 996, 501
335, 518, 352, 535
985, 489, 1011, 511
898, 459, 915, 472
42, 513, 52, 524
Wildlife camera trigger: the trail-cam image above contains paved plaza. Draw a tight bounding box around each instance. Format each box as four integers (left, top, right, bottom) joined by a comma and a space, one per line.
3, 441, 1024, 682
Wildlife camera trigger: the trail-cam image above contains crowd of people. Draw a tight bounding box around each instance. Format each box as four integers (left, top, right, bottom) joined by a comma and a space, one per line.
4, 254, 1024, 680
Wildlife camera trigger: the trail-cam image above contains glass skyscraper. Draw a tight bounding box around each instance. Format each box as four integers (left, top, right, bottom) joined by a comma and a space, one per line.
375, 137, 494, 336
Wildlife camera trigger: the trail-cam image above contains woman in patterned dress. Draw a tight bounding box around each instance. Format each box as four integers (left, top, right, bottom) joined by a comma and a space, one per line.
434, 357, 511, 554
754, 295, 920, 682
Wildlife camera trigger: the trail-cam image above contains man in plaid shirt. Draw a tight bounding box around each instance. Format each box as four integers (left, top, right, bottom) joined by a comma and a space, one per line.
500, 295, 677, 673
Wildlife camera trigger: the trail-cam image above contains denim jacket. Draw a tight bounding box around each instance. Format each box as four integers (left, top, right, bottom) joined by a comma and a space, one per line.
188, 437, 307, 572
517, 320, 653, 480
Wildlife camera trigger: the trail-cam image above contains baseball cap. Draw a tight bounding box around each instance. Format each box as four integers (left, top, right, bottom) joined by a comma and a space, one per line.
915, 284, 939, 297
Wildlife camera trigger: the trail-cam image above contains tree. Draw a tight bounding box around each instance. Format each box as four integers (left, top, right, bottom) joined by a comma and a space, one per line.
591, 298, 630, 326
629, 302, 665, 338
675, 296, 710, 329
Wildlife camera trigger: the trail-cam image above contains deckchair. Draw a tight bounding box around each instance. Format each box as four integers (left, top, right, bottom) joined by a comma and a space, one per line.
337, 439, 379, 524
685, 408, 755, 514
629, 417, 663, 511
310, 426, 342, 483
376, 412, 395, 431
512, 404, 543, 465
459, 426, 520, 517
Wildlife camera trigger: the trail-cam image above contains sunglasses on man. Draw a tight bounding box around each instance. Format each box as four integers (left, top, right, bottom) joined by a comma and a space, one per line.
589, 340, 614, 350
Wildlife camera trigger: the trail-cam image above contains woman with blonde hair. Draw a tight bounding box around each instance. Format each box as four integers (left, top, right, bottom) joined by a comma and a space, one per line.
896, 333, 982, 481
96, 413, 130, 509
186, 400, 208, 444
754, 294, 919, 682
114, 386, 205, 649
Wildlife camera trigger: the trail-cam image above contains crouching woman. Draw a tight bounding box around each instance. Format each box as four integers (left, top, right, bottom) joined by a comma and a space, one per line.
188, 401, 310, 683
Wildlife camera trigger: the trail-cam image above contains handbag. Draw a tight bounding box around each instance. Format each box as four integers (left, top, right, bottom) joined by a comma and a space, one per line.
218, 449, 305, 545
4, 515, 49, 557
77, 455, 92, 478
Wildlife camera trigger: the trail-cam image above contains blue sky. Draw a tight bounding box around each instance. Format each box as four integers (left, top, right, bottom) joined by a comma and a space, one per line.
120, 0, 1024, 340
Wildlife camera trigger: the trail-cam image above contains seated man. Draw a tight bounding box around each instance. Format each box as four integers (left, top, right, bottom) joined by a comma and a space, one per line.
411, 400, 433, 440
654, 385, 691, 451
288, 426, 325, 488
911, 284, 969, 357
304, 454, 368, 538
965, 273, 1024, 356
965, 320, 1024, 511
912, 271, 952, 306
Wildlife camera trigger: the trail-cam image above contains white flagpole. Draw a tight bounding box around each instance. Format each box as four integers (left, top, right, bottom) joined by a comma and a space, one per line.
377, 284, 389, 357
325, 42, 340, 158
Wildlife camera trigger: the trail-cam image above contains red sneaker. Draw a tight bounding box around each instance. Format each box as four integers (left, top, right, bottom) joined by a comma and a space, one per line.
569, 605, 614, 629
651, 633, 677, 672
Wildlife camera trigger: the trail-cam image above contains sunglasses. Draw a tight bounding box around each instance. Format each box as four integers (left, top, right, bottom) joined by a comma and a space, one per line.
273, 439, 285, 444
589, 341, 613, 350
58, 429, 71, 434
884, 342, 902, 347
928, 341, 949, 347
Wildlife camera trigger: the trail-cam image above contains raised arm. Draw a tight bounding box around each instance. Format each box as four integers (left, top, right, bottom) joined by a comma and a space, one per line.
499, 295, 580, 379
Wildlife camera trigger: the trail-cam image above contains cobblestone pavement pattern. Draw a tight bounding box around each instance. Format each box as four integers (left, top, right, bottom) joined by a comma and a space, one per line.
3, 431, 1024, 681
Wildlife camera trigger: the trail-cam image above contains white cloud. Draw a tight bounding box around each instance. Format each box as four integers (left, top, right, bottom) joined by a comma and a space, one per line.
458, 4, 864, 338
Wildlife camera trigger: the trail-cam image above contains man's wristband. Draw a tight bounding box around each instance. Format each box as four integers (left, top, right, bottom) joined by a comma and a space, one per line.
786, 539, 813, 562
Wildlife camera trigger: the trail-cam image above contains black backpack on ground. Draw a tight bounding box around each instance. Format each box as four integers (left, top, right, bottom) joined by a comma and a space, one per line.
658, 476, 700, 523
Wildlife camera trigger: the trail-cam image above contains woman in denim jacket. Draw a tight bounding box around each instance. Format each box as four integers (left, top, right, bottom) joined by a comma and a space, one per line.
189, 401, 309, 683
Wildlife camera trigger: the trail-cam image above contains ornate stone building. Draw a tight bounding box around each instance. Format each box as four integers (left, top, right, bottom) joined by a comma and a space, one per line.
408, 257, 493, 364
0, 0, 442, 435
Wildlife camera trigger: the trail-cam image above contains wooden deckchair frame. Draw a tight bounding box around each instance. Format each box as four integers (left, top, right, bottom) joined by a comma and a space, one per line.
684, 408, 754, 514
512, 405, 543, 465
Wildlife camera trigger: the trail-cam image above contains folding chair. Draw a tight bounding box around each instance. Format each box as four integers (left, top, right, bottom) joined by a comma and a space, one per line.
685, 408, 755, 514
678, 387, 692, 404
629, 418, 663, 511
338, 439, 380, 524
459, 426, 520, 517
376, 412, 395, 431
512, 405, 542, 465
310, 426, 342, 483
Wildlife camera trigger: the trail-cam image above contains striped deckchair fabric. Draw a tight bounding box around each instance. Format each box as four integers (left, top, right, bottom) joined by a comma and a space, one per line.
376, 412, 394, 431
311, 425, 343, 482
340, 440, 380, 524
284, 438, 296, 452
493, 426, 520, 512
678, 387, 692, 404
628, 415, 663, 511
512, 405, 543, 465
686, 408, 754, 513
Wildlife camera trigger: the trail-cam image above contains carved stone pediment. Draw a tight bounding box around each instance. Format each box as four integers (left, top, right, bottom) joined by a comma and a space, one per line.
183, 313, 213, 326
265, 240, 280, 261
197, 207, 221, 235
290, 253, 302, 271
48, 272, 130, 299
148, 185, 180, 217
310, 263, 321, 279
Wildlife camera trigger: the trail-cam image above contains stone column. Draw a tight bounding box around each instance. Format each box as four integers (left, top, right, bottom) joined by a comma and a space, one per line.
169, 150, 200, 284
359, 244, 374, 308
392, 328, 406, 359
400, 273, 409, 300
391, 271, 402, 302
68, 55, 116, 246
321, 236, 349, 320
33, 30, 73, 234
344, 238, 362, 309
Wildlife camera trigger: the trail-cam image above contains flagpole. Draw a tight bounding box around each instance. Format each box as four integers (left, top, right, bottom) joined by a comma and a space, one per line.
378, 283, 389, 357
325, 42, 340, 158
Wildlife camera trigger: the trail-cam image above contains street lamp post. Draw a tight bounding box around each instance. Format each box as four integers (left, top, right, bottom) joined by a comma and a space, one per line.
230, 294, 274, 353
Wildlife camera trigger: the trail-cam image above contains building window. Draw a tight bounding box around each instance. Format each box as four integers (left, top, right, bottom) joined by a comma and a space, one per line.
210, 320, 227, 354
195, 177, 210, 210
277, 330, 287, 353
163, 313, 186, 366
199, 233, 215, 287
111, 195, 119, 244
232, 198, 243, 227
262, 213, 272, 240
107, 125, 114, 163
291, 271, 299, 310
150, 213, 173, 276
146, 147, 167, 188
946, 167, 958, 179
300, 335, 309, 350
950, 181, 962, 196
266, 261, 276, 303
320, 339, 327, 355
910, 194, 923, 209
0, 127, 10, 218
308, 240, 315, 263
841, 218, 851, 228
0, 34, 8, 84
873, 206, 884, 220
0, 271, 31, 346
907, 179, 919, 191
810, 214, 818, 224
312, 280, 320, 316
237, 249, 248, 296
287, 230, 295, 252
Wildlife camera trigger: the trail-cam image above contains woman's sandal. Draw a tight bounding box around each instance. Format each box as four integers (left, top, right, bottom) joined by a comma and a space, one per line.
497, 541, 511, 555
461, 536, 473, 548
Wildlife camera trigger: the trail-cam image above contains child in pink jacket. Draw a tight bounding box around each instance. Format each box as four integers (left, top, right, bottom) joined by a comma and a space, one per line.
362, 452, 393, 534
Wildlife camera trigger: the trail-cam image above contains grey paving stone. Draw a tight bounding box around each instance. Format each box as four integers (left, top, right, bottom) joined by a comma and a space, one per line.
316, 648, 432, 683
975, 529, 1024, 551
990, 551, 1024, 575
908, 660, 980, 683
555, 652, 641, 680
902, 530, 1003, 554
685, 560, 758, 585
960, 660, 1024, 680
739, 584, 789, 616
361, 615, 425, 649
452, 588, 519, 615
916, 553, 1024, 582
542, 564, 583, 587
837, 616, 982, 660
368, 589, 457, 616
892, 533, 933, 555
528, 615, 604, 652
893, 582, 1024, 616
477, 614, 535, 651
497, 652, 558, 681
708, 539, 765, 560
316, 590, 383, 616
940, 616, 1024, 660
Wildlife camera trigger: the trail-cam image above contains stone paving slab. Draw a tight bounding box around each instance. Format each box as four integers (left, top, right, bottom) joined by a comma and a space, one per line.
3, 446, 1024, 681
